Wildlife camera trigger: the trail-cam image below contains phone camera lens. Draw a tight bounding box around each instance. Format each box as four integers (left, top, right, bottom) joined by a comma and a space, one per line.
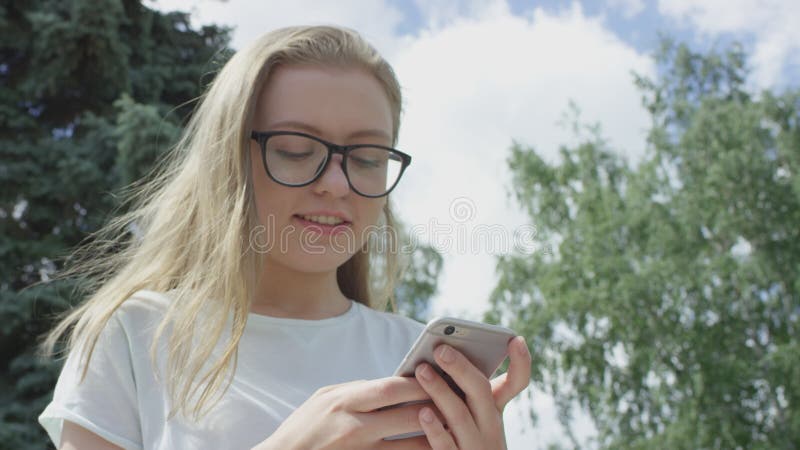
444, 325, 455, 335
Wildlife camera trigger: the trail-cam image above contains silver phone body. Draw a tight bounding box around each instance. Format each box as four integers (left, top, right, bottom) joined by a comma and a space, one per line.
384, 317, 516, 440
394, 317, 516, 378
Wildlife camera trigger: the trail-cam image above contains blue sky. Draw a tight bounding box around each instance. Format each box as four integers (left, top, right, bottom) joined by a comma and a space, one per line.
378, 0, 797, 88
385, 0, 678, 48
148, 1, 799, 448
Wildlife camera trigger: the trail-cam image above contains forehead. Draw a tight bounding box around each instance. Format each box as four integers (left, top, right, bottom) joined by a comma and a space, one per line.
254, 64, 393, 142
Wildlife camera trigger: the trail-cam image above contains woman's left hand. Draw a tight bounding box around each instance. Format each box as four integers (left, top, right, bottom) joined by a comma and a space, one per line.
414, 335, 532, 450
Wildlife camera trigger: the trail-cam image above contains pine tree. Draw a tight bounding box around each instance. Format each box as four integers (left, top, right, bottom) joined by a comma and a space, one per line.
1, 1, 231, 447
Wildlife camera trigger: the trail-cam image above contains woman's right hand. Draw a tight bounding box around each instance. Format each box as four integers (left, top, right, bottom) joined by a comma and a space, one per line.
252, 376, 435, 450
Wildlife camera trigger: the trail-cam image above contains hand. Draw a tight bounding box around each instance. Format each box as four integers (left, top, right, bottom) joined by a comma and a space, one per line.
414, 336, 532, 449
252, 376, 436, 450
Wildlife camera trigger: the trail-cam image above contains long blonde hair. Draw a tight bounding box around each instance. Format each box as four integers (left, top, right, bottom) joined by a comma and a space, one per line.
40, 25, 406, 420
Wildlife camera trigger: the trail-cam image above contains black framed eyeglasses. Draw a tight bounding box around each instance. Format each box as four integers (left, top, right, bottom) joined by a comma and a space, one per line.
250, 130, 412, 198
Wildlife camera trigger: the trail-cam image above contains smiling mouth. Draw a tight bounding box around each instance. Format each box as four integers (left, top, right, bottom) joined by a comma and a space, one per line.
293, 214, 352, 227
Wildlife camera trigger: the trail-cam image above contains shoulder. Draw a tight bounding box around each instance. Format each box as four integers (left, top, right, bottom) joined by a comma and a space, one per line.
343, 303, 425, 374
112, 289, 172, 327
95, 289, 173, 351
351, 302, 425, 340
121, 289, 172, 313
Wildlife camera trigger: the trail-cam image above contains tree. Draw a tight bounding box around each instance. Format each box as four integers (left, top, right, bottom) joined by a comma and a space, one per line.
394, 242, 443, 323
488, 40, 799, 449
1, 1, 232, 447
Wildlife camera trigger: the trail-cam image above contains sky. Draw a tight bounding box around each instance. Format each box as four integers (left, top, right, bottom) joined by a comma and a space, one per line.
146, 1, 799, 448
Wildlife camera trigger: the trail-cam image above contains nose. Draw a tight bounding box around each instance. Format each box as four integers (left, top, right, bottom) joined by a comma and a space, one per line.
312, 153, 350, 197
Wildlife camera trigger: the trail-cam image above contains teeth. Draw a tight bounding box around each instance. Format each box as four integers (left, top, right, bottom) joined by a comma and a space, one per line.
301, 215, 345, 225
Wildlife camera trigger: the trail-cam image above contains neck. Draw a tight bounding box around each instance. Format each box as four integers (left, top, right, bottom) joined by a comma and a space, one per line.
250, 260, 351, 320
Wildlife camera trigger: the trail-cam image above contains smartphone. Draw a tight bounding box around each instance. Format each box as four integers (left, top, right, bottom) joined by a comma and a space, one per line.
384, 317, 517, 440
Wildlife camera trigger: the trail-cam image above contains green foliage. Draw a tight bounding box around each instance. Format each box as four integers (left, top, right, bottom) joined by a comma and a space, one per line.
489, 40, 799, 449
394, 243, 444, 323
1, 1, 231, 448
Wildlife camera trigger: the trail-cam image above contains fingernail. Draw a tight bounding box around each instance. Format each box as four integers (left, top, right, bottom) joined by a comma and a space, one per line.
517, 336, 530, 356
438, 345, 455, 363
420, 407, 434, 424
417, 364, 433, 381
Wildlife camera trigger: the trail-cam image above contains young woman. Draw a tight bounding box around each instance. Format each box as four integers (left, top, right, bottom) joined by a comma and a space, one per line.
38, 25, 531, 450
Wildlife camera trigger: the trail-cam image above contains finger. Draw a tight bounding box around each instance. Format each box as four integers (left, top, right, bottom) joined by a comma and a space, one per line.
415, 363, 482, 447
374, 435, 432, 450
344, 376, 431, 412
314, 378, 367, 395
419, 406, 458, 450
432, 344, 503, 438
490, 336, 532, 410
364, 400, 433, 440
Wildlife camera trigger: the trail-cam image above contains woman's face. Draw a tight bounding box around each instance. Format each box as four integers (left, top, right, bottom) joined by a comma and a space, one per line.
249, 64, 393, 273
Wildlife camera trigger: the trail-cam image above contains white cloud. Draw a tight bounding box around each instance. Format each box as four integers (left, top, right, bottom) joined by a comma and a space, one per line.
391, 0, 653, 312
606, 0, 646, 18
412, 0, 511, 30
658, 0, 800, 87
146, 0, 404, 53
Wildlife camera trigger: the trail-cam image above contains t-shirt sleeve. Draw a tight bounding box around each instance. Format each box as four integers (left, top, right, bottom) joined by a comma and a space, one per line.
38, 315, 143, 450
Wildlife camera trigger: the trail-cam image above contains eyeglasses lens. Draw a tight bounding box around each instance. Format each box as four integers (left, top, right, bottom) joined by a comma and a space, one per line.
264, 134, 403, 196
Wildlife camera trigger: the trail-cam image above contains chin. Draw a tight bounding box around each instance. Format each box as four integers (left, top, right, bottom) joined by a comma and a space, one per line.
270, 251, 354, 274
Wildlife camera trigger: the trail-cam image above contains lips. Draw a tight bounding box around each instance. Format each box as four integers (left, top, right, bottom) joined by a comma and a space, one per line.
292, 214, 352, 236
296, 214, 348, 226
294, 210, 352, 222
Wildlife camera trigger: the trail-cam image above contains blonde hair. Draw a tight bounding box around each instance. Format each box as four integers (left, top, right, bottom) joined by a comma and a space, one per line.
40, 25, 406, 420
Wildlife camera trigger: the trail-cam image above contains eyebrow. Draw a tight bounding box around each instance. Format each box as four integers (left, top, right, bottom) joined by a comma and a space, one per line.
266, 120, 392, 142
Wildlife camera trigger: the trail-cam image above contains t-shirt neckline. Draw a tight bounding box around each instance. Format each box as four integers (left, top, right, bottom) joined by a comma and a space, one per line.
244, 299, 360, 329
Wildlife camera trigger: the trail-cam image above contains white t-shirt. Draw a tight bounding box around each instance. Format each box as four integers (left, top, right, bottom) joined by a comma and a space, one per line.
38, 290, 424, 450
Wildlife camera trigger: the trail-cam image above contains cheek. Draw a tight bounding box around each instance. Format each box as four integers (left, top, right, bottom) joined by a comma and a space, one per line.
356, 198, 386, 231
250, 146, 278, 223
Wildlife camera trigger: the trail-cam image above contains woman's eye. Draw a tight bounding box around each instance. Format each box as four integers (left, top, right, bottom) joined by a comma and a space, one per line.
351, 156, 383, 168
276, 149, 313, 160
